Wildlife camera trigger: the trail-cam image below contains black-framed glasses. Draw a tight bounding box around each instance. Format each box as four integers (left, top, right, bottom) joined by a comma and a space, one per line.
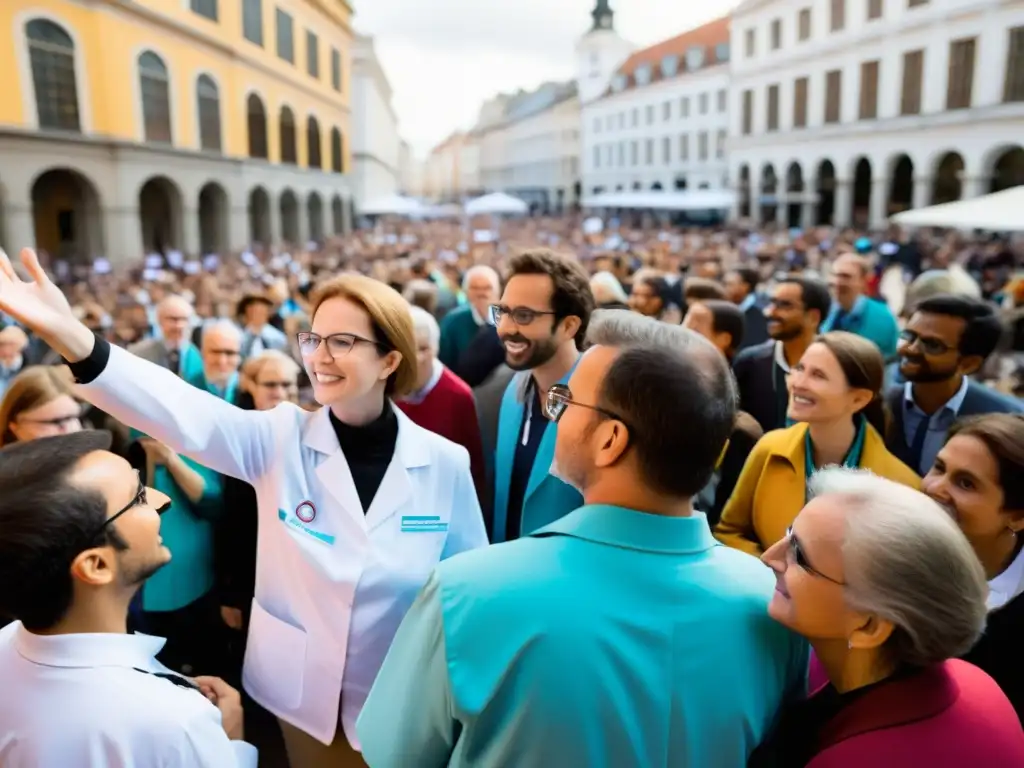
544, 384, 632, 434
91, 476, 171, 540
899, 329, 953, 357
488, 304, 557, 327
785, 526, 845, 585
296, 331, 387, 359
256, 379, 297, 391
17, 410, 84, 430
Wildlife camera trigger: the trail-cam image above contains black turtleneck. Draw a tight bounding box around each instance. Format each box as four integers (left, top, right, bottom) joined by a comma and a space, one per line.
329, 402, 399, 514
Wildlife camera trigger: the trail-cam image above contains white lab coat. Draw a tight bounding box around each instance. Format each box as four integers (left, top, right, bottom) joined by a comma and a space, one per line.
78, 344, 488, 746
0, 623, 257, 767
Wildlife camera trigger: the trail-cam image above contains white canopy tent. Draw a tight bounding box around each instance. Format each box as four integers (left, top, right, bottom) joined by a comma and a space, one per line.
890, 186, 1024, 231
359, 194, 425, 217
581, 190, 735, 211
464, 192, 529, 216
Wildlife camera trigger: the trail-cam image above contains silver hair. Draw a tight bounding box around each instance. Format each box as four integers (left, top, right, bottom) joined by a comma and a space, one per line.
589, 271, 628, 305
585, 309, 738, 411
905, 267, 982, 311
407, 304, 440, 351
200, 319, 242, 347
809, 467, 988, 666
462, 265, 501, 295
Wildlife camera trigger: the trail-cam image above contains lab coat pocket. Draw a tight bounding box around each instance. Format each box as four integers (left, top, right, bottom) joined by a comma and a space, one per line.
245, 598, 307, 710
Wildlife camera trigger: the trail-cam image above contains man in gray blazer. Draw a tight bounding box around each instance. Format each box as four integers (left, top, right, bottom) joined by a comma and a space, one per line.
130, 296, 202, 378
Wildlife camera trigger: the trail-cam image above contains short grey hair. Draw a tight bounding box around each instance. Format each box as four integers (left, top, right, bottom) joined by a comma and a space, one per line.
407, 304, 440, 351
200, 319, 242, 347
810, 468, 988, 666
462, 265, 500, 295
905, 267, 982, 313
589, 271, 628, 305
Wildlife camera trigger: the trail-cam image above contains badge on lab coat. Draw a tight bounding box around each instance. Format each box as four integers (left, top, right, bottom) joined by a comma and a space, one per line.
400, 516, 449, 533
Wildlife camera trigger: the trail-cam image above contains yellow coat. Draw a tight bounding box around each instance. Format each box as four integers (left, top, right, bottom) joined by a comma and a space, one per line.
713, 422, 920, 557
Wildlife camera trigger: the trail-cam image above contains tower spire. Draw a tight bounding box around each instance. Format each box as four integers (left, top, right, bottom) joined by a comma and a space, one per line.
591, 0, 614, 31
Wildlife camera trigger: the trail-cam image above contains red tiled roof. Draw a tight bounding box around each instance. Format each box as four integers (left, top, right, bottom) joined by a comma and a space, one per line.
607, 16, 730, 96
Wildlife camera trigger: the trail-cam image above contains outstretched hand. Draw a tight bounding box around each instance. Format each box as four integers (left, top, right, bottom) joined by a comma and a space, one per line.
0, 248, 93, 361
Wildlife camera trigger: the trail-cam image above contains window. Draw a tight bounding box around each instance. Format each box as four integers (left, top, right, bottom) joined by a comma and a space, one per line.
830, 0, 845, 32
699, 93, 708, 114
947, 38, 976, 110
741, 89, 753, 135
196, 74, 221, 151
859, 60, 879, 119
908, 0, 928, 6
680, 97, 690, 118
190, 0, 217, 21
606, 114, 614, 130
1005, 27, 1024, 102
715, 42, 730, 62
593, 117, 601, 133
331, 127, 343, 172
686, 46, 705, 70
618, 112, 624, 128
331, 48, 342, 91
247, 93, 268, 158
867, 0, 883, 19
663, 101, 671, 121
798, 9, 811, 40
306, 30, 319, 78
824, 70, 842, 123
901, 50, 924, 115
138, 51, 172, 143
661, 55, 678, 78
680, 133, 689, 161
745, 28, 755, 57
645, 104, 654, 124
717, 89, 727, 112
771, 19, 782, 50
307, 115, 321, 168
617, 142, 625, 166
279, 106, 297, 163
593, 145, 601, 169
630, 140, 638, 165
243, 0, 262, 45
26, 19, 80, 132
662, 136, 671, 164
645, 138, 654, 165
635, 64, 652, 85
697, 131, 708, 161
793, 77, 809, 127
612, 74, 627, 92
276, 8, 294, 64
631, 108, 638, 126
766, 84, 780, 131
715, 129, 726, 159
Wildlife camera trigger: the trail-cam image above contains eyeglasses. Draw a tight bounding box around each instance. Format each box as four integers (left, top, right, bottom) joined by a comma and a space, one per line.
544, 384, 632, 435
488, 305, 557, 327
256, 380, 296, 390
18, 412, 83, 430
90, 475, 171, 541
296, 331, 387, 359
899, 329, 953, 357
785, 526, 845, 585
206, 348, 241, 359
766, 298, 802, 311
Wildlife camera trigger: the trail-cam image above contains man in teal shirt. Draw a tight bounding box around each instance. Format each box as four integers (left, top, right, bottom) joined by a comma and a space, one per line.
358, 312, 808, 767
822, 253, 900, 360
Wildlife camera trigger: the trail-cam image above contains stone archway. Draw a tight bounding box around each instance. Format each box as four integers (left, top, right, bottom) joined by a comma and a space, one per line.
785, 162, 804, 229
279, 189, 299, 244
851, 157, 872, 228
197, 182, 228, 255
737, 165, 750, 217
888, 154, 914, 213
815, 160, 836, 225
760, 163, 777, 223
248, 187, 271, 246
30, 168, 104, 263
331, 195, 344, 235
931, 152, 964, 205
138, 176, 183, 253
989, 146, 1024, 193
307, 191, 324, 242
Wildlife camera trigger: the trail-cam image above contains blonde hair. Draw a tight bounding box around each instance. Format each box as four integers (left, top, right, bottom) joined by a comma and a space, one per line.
310, 273, 418, 397
0, 366, 78, 447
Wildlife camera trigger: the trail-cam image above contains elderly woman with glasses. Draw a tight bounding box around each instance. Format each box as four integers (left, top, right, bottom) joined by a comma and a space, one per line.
751, 468, 1024, 768
0, 249, 486, 768
0, 365, 83, 447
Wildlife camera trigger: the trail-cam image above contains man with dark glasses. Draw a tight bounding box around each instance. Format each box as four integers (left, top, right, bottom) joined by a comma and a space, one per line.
360, 312, 808, 768
0, 431, 256, 766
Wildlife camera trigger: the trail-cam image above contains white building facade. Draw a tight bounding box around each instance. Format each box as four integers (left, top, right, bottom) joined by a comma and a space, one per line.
582, 17, 733, 196
728, 0, 1024, 229
351, 35, 402, 206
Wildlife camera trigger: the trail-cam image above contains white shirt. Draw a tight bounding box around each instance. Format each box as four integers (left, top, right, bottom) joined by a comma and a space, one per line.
988, 542, 1024, 611
0, 623, 257, 768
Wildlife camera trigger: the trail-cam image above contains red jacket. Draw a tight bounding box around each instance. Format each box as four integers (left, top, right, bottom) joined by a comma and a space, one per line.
396, 366, 485, 497
807, 658, 1024, 767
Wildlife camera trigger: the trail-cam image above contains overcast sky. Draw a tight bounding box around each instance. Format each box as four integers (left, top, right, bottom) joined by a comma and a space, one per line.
353, 0, 735, 159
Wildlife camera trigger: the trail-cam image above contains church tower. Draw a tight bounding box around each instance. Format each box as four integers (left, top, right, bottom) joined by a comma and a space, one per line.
575, 0, 635, 105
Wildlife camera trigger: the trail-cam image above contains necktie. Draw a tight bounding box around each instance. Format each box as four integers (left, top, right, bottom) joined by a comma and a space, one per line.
167, 349, 180, 375
909, 411, 931, 474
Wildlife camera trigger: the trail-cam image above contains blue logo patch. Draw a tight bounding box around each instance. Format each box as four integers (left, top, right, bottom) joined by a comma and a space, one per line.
401, 515, 449, 533
279, 509, 335, 545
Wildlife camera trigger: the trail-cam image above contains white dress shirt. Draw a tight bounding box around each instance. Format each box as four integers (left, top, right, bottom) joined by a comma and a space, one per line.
0, 623, 257, 768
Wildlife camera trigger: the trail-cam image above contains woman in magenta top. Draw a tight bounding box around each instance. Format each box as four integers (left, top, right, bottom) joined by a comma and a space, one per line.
751, 466, 1024, 767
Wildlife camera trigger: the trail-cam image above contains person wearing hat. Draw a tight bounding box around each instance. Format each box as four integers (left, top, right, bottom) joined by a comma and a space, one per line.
237, 292, 288, 361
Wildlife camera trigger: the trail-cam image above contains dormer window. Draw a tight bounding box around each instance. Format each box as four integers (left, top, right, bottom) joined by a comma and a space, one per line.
635, 64, 652, 85
686, 46, 705, 70
715, 42, 730, 62
612, 73, 627, 91
661, 55, 678, 78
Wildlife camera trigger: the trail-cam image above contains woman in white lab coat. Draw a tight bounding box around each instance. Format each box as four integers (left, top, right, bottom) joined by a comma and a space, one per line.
0, 249, 488, 768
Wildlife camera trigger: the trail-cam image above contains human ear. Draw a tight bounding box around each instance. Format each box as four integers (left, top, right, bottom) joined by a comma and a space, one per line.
70, 547, 116, 588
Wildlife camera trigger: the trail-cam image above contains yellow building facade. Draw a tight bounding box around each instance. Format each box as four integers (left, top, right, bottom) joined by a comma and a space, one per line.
0, 0, 355, 265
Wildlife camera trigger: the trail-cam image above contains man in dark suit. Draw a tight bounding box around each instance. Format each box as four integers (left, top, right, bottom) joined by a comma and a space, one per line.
732, 276, 832, 435
886, 294, 1022, 475
724, 267, 769, 350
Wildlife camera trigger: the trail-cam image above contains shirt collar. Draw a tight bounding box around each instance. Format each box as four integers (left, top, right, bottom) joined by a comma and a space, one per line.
988, 543, 1024, 611
470, 305, 485, 326
404, 359, 445, 404
530, 504, 718, 555
12, 623, 166, 670
738, 293, 757, 313
904, 375, 970, 416
774, 341, 792, 373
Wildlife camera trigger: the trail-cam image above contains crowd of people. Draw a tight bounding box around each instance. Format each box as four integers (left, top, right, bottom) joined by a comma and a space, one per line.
0, 214, 1023, 767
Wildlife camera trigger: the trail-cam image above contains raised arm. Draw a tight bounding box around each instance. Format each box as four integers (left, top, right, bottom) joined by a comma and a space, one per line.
0, 248, 274, 482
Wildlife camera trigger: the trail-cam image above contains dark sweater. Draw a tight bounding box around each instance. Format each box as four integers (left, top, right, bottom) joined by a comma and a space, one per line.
330, 402, 398, 514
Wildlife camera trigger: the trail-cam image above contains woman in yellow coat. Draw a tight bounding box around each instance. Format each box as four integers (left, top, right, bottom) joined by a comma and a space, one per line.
715, 331, 919, 556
